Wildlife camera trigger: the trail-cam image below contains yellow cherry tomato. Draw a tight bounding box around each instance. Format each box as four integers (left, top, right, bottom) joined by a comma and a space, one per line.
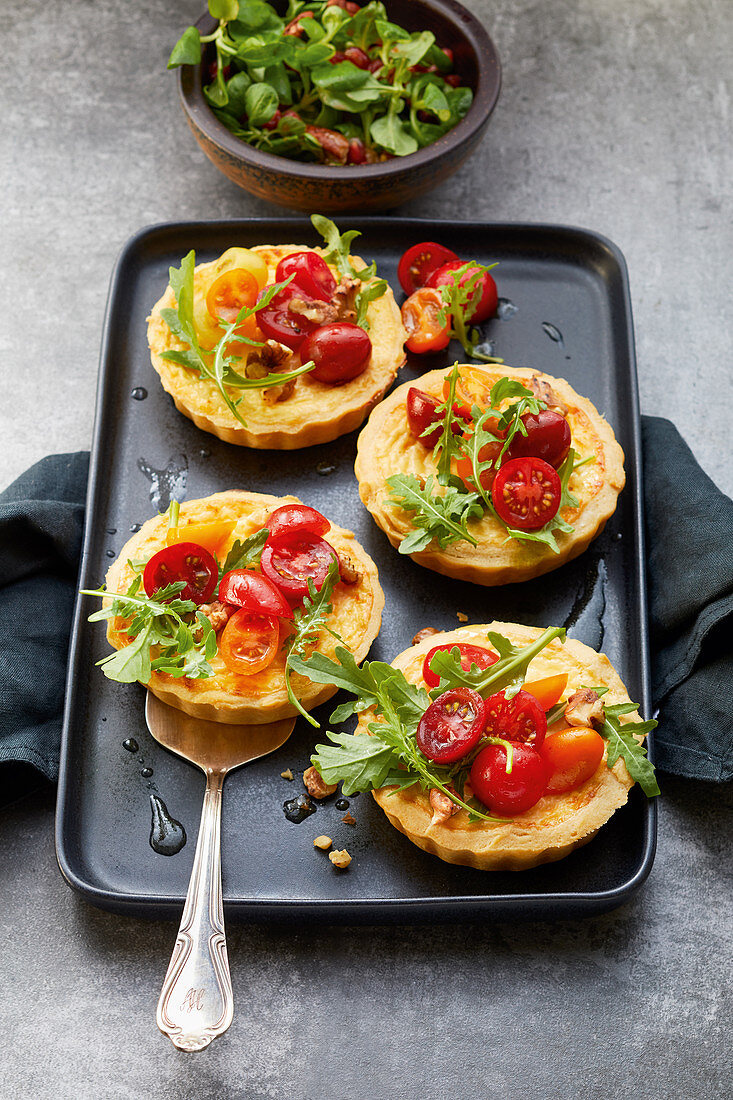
522, 673, 569, 712
166, 520, 236, 557
211, 247, 269, 291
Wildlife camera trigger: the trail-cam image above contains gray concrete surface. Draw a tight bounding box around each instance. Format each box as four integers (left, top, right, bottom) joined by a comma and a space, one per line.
1, 1, 732, 1097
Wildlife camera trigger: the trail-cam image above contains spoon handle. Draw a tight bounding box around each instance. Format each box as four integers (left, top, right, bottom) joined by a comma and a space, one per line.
156, 769, 233, 1052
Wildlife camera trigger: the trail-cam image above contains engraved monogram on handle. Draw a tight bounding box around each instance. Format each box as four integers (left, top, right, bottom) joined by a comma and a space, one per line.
156, 772, 233, 1052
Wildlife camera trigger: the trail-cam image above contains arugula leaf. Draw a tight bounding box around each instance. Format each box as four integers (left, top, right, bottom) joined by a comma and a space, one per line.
284, 561, 342, 726
309, 214, 388, 328
311, 729, 397, 795
217, 529, 269, 579
386, 473, 483, 553
601, 706, 659, 797
427, 627, 567, 698
433, 362, 463, 486
83, 578, 215, 684
435, 261, 502, 361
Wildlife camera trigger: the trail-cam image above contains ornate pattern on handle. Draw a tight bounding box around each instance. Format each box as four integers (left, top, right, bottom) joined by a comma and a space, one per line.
157, 771, 233, 1052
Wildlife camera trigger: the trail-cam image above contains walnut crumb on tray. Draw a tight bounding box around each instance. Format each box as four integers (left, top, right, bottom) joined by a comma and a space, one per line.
313, 835, 332, 851
329, 849, 352, 869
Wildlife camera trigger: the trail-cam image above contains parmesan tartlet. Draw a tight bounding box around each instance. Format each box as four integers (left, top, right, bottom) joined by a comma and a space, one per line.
147, 245, 406, 449
367, 622, 645, 871
104, 490, 384, 724
354, 364, 625, 585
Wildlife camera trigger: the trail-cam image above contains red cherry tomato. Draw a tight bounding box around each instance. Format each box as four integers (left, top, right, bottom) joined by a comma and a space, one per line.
427, 261, 498, 323
401, 288, 451, 354
143, 542, 217, 605
540, 727, 605, 793
218, 569, 293, 620
470, 743, 547, 815
422, 643, 498, 689
397, 242, 460, 296
507, 411, 572, 469
416, 687, 487, 764
299, 322, 372, 384
406, 387, 471, 449
492, 457, 562, 531
261, 534, 340, 603
275, 252, 336, 303
267, 504, 330, 541
219, 609, 279, 676
483, 688, 548, 748
255, 283, 319, 351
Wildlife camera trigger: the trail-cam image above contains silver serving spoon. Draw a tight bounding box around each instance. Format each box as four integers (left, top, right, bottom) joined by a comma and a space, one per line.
145, 690, 295, 1052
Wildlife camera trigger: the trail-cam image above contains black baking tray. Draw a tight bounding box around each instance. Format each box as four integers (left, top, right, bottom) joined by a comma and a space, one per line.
56, 218, 656, 921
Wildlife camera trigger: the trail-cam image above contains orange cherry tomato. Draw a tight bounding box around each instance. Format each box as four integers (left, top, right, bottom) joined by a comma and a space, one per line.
401, 288, 451, 354
206, 269, 260, 356
522, 673, 568, 712
166, 520, 236, 557
444, 365, 496, 413
540, 727, 605, 793
219, 608, 279, 676
453, 432, 505, 491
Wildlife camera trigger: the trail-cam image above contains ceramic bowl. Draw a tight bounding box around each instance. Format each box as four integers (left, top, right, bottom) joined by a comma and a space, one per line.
177, 0, 501, 212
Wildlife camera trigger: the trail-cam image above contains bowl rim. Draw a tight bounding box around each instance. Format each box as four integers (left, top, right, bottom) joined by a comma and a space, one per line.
178, 0, 501, 181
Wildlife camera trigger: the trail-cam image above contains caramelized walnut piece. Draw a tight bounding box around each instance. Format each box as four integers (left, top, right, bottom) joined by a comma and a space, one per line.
303, 765, 337, 799
330, 275, 360, 321
564, 689, 605, 728
412, 626, 440, 646
245, 339, 297, 404
338, 550, 361, 586
288, 296, 341, 327
341, 813, 356, 826
429, 788, 461, 827
529, 375, 569, 415
198, 601, 234, 633
329, 849, 352, 869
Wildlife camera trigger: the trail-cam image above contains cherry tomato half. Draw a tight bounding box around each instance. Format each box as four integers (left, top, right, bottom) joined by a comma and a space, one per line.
267, 504, 330, 541
445, 366, 497, 415
406, 387, 471, 449
522, 673, 568, 712
143, 542, 217, 604
416, 686, 486, 764
507, 410, 572, 469
299, 322, 372, 384
205, 268, 260, 324
397, 241, 460, 296
275, 252, 336, 303
454, 435, 506, 491
255, 283, 319, 351
427, 261, 498, 323
219, 608, 279, 676
492, 457, 562, 531
166, 519, 235, 557
401, 288, 451, 354
422, 643, 498, 690
470, 743, 547, 816
218, 569, 294, 620
483, 688, 548, 748
540, 726, 605, 793
261, 534, 340, 603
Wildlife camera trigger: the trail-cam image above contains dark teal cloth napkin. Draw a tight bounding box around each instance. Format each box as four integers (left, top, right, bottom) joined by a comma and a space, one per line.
0, 422, 730, 807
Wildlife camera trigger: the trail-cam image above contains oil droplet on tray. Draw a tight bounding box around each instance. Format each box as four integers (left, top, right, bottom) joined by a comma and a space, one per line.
131, 387, 148, 401
141, 767, 153, 778
563, 557, 608, 651
335, 798, 350, 811
497, 298, 518, 321
541, 322, 564, 347
123, 738, 139, 753
106, 527, 117, 535
130, 522, 141, 533
106, 550, 115, 558
137, 453, 188, 511
317, 462, 336, 477
283, 794, 316, 824
473, 339, 496, 358
149, 794, 187, 856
